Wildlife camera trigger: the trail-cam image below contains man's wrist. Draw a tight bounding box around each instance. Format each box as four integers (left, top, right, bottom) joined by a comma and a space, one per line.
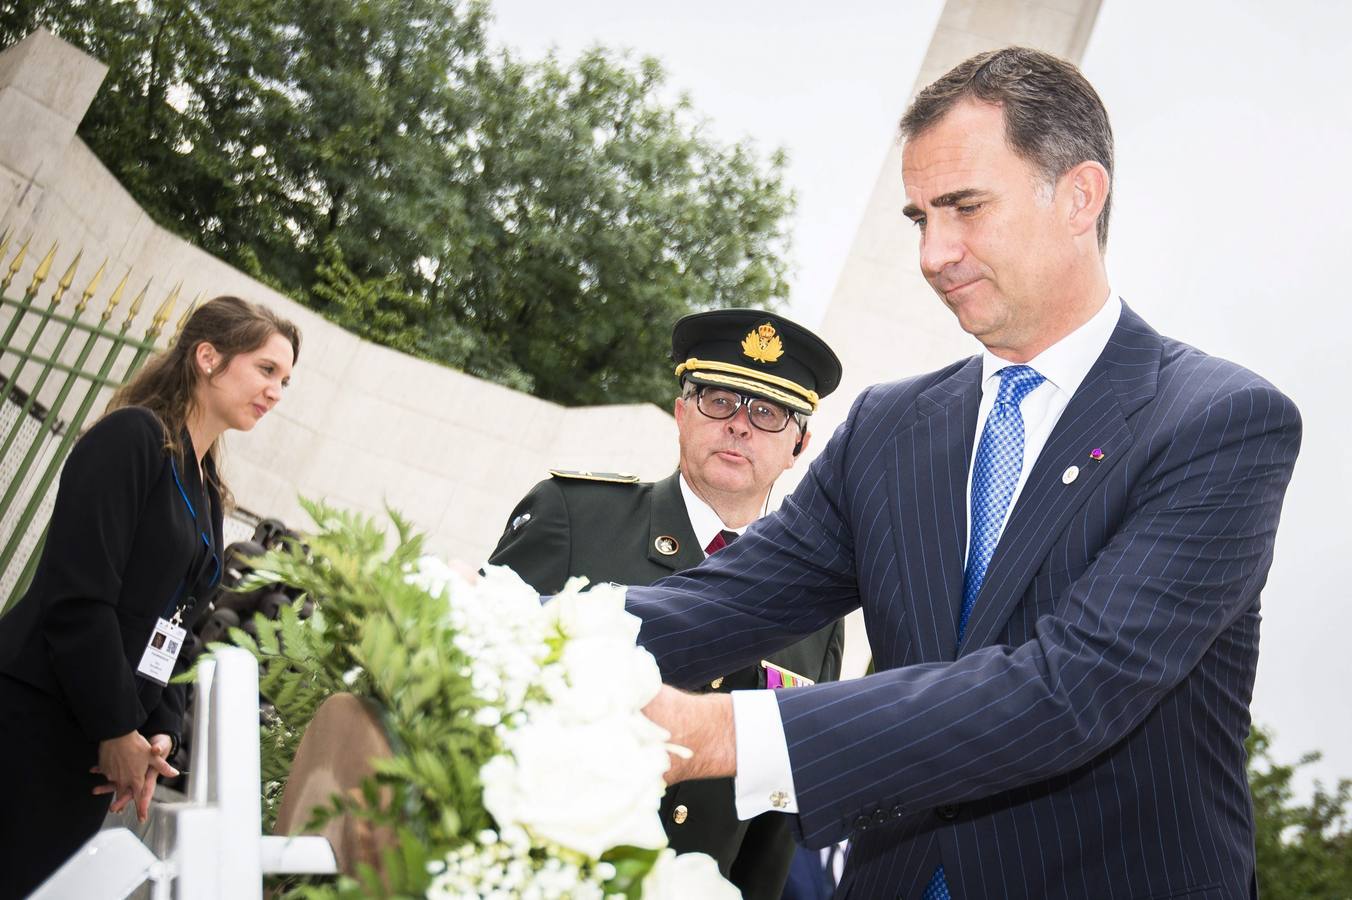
689, 692, 736, 780
646, 685, 738, 784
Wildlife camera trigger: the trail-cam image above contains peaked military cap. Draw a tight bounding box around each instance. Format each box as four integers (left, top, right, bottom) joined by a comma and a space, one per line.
671, 309, 842, 415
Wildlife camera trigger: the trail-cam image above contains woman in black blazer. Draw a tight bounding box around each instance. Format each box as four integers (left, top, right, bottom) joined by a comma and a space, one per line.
0, 295, 300, 896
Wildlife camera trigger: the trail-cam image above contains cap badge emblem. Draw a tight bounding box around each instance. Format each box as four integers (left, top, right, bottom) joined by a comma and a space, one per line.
741, 322, 784, 364
655, 535, 680, 556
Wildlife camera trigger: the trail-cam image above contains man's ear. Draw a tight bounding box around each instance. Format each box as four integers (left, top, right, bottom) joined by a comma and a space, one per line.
1065, 160, 1109, 240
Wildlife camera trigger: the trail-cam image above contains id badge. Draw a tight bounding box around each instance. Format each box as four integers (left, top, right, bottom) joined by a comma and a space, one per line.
136, 618, 187, 685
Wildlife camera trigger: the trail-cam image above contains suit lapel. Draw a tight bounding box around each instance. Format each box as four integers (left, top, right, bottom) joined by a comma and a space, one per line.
885, 357, 982, 663
647, 471, 704, 572
957, 303, 1163, 655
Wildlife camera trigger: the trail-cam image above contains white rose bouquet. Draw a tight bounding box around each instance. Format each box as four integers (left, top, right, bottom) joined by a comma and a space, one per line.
228, 500, 739, 900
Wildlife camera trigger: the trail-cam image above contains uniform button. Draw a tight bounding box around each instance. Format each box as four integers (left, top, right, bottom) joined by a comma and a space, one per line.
672, 805, 688, 825
936, 804, 959, 821
871, 809, 888, 825
853, 815, 869, 829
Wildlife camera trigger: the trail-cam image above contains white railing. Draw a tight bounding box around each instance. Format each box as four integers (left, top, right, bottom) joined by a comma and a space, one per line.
32, 647, 337, 898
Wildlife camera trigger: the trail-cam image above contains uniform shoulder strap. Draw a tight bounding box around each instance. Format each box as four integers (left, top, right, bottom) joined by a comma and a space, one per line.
547, 468, 640, 484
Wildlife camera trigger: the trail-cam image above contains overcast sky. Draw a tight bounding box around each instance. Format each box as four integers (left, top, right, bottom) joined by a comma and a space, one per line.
487, 0, 1352, 793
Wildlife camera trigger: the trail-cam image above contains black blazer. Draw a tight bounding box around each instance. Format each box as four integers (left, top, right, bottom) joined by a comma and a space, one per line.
0, 406, 222, 746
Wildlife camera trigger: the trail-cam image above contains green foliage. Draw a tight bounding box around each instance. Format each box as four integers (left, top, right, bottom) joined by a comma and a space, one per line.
218, 499, 498, 896
310, 238, 533, 391
1248, 725, 1352, 898
1, 0, 794, 407
199, 498, 663, 896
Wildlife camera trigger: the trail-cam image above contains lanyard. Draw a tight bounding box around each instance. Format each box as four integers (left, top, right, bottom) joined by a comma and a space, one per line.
164, 458, 220, 622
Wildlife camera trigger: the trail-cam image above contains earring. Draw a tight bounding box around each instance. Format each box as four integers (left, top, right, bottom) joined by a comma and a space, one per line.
206, 366, 213, 375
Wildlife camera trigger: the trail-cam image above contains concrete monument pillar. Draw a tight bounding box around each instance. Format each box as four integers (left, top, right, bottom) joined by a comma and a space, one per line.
0, 28, 108, 223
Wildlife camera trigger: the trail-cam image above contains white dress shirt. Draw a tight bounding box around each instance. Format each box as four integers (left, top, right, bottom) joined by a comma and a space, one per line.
679, 473, 803, 817
729, 293, 1123, 820
679, 474, 746, 555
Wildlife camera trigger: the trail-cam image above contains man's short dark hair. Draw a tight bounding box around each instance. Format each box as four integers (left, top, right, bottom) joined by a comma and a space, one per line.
900, 46, 1115, 250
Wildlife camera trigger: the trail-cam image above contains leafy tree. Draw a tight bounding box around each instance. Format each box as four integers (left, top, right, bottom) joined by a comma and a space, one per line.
0, 1, 793, 406
310, 237, 532, 389
1248, 725, 1352, 898
445, 50, 792, 405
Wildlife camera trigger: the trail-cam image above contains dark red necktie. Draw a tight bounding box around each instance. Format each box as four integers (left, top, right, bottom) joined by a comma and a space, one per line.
704, 529, 739, 555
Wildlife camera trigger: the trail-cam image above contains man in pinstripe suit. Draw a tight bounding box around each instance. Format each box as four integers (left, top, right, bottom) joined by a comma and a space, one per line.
628, 47, 1302, 899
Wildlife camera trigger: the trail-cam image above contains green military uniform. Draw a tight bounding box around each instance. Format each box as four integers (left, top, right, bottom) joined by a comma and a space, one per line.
489, 468, 844, 900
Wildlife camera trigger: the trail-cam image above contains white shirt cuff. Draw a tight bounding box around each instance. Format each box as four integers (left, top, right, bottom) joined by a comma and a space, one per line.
731, 688, 799, 818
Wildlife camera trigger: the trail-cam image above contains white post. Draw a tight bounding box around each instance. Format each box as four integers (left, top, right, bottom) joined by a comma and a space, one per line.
202, 646, 264, 896
31, 645, 334, 898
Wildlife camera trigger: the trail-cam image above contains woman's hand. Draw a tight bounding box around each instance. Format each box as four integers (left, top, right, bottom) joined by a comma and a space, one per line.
91, 730, 178, 822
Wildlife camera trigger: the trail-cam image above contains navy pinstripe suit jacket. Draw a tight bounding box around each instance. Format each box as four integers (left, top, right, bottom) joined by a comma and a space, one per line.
627, 305, 1302, 899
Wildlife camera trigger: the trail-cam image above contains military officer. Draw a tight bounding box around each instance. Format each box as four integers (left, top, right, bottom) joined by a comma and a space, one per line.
489, 308, 845, 899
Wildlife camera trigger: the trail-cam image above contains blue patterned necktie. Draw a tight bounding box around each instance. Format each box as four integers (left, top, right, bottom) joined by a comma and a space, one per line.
958, 364, 1044, 645
923, 364, 1044, 900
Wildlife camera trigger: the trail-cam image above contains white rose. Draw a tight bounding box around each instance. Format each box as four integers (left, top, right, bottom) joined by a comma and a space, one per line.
549, 637, 662, 722
641, 849, 741, 899
545, 581, 642, 646
481, 709, 670, 859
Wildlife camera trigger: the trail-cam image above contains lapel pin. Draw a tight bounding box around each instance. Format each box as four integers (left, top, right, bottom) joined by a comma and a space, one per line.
654, 535, 680, 556
1062, 465, 1080, 485
1089, 447, 1105, 461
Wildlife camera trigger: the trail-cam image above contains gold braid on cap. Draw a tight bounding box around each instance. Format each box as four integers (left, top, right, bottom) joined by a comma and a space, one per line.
674, 358, 819, 412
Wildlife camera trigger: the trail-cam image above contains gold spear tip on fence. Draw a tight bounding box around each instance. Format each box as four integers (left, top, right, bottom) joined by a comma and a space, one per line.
175, 292, 202, 336
148, 282, 182, 336
101, 268, 130, 322
125, 278, 152, 324
28, 241, 58, 294
52, 249, 83, 305
6, 234, 31, 279
79, 258, 108, 311
0, 231, 13, 294
0, 227, 11, 261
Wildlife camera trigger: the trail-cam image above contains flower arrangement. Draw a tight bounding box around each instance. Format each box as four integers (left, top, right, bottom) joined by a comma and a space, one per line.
226, 500, 737, 899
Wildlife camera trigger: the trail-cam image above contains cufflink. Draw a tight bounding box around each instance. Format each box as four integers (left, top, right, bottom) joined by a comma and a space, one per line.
770, 791, 790, 809
673, 804, 688, 824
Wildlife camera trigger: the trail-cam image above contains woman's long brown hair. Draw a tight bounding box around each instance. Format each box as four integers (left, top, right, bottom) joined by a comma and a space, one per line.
106, 295, 301, 507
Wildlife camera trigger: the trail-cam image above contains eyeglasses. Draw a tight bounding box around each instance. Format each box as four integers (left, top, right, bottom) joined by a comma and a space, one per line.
690, 386, 801, 433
